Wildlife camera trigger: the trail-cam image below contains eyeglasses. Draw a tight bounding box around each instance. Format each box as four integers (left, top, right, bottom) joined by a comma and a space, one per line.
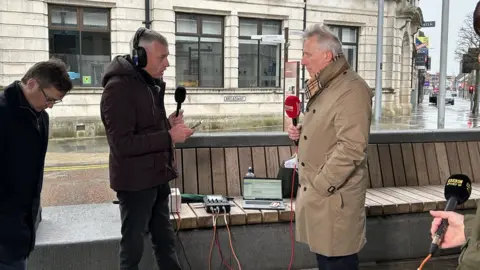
40, 88, 62, 105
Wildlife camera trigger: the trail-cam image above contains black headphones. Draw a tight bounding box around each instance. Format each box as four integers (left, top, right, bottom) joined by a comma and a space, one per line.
132, 27, 148, 68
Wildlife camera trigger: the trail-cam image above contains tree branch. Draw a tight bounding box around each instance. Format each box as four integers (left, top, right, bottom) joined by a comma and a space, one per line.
455, 12, 480, 61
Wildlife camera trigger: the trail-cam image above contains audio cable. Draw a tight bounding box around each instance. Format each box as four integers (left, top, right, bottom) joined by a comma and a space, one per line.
170, 181, 191, 270
208, 206, 242, 270
223, 206, 242, 270
208, 207, 219, 270
417, 254, 432, 270
287, 148, 298, 270
214, 216, 233, 270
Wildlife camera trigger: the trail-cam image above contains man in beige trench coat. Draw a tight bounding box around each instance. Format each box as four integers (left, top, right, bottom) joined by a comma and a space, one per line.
288, 24, 373, 270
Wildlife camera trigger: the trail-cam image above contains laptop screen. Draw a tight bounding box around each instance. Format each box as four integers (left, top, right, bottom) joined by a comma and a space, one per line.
243, 178, 283, 200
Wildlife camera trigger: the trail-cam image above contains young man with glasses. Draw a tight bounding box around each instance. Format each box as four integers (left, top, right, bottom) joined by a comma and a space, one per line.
0, 58, 73, 270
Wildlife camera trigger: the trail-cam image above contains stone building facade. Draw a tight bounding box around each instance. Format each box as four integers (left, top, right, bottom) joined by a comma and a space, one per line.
0, 0, 423, 137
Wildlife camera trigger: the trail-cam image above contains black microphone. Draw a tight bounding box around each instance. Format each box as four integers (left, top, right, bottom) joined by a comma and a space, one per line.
429, 174, 472, 255
174, 86, 186, 117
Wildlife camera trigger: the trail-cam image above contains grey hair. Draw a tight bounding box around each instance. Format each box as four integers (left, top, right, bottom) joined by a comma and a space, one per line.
130, 29, 168, 50
303, 24, 343, 56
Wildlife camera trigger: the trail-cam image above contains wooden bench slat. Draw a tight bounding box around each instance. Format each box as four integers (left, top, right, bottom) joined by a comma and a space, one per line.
367, 189, 409, 214
196, 148, 213, 195
407, 186, 445, 210
278, 146, 293, 165
279, 199, 295, 221
401, 143, 418, 186
364, 197, 384, 216
412, 143, 429, 186
365, 191, 398, 214
367, 144, 382, 188
445, 142, 461, 175
365, 159, 372, 189
228, 199, 247, 225
468, 142, 480, 182
260, 209, 279, 223
434, 142, 450, 183
232, 198, 262, 224
170, 204, 198, 230
225, 148, 242, 197
389, 144, 406, 187
173, 149, 184, 193
290, 146, 297, 156
423, 143, 441, 185
381, 187, 425, 212
265, 147, 280, 178
415, 186, 447, 210
377, 144, 395, 187
470, 185, 480, 196
385, 187, 437, 211
396, 187, 440, 210
182, 149, 198, 194
211, 148, 227, 195
371, 188, 412, 213
457, 142, 474, 180
252, 147, 267, 177
237, 147, 253, 195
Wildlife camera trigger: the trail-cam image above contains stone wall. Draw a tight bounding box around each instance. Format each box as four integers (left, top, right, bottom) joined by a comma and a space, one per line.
0, 0, 422, 133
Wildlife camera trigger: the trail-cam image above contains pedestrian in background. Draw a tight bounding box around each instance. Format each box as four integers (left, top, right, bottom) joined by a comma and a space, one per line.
100, 28, 193, 270
288, 24, 373, 270
0, 59, 73, 270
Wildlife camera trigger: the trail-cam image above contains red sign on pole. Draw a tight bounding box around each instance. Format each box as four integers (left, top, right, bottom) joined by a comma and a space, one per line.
285, 61, 298, 78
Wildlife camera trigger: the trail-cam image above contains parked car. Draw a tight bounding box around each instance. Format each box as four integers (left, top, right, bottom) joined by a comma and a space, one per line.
429, 87, 439, 103
430, 90, 454, 105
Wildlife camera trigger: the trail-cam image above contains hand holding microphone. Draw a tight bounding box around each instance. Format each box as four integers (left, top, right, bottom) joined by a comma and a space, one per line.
284, 96, 301, 146
429, 174, 472, 255
417, 174, 472, 270
169, 86, 187, 127
175, 86, 186, 117
429, 210, 466, 249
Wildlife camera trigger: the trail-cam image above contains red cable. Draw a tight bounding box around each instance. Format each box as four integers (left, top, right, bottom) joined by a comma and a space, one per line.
287, 146, 298, 270
215, 228, 234, 270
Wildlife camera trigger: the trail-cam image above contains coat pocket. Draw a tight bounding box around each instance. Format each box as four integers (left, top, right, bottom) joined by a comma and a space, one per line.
315, 151, 332, 175
126, 155, 154, 171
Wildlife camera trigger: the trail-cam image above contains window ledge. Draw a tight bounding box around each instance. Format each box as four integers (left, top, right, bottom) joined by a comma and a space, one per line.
44, 0, 116, 8
173, 6, 232, 16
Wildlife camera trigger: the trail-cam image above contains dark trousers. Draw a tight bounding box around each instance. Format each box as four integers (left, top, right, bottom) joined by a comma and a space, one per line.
117, 183, 181, 270
0, 260, 26, 270
316, 253, 359, 270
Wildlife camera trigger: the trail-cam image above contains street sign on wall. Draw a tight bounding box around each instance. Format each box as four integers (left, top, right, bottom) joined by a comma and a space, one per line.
421, 21, 436, 28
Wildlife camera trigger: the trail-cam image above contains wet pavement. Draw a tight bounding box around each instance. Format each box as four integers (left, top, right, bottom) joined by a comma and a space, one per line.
301, 255, 459, 269
44, 95, 480, 167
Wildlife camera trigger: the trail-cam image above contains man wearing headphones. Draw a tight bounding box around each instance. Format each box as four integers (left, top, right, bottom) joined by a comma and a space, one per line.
100, 28, 193, 270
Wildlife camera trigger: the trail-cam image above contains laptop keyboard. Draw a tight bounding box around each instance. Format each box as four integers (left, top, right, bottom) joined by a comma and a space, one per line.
245, 201, 274, 205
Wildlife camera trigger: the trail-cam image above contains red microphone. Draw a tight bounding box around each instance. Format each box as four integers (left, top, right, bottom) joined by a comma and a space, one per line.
284, 95, 301, 146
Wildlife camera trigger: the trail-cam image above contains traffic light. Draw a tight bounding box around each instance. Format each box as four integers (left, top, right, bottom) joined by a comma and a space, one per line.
469, 85, 474, 93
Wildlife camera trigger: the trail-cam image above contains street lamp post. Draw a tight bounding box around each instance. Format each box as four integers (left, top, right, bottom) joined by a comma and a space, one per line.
374, 0, 384, 122
438, 0, 450, 129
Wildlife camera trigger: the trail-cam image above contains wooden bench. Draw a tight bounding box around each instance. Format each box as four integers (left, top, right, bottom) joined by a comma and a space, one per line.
29, 129, 480, 270
168, 129, 480, 229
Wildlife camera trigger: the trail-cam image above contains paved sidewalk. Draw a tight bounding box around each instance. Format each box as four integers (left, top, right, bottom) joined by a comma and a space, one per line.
45, 152, 108, 167
303, 255, 458, 270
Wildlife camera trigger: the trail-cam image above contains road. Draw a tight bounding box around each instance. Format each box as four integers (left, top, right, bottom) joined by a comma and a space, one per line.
42, 94, 480, 206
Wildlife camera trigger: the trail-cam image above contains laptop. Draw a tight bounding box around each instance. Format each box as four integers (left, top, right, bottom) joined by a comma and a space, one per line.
242, 177, 286, 210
